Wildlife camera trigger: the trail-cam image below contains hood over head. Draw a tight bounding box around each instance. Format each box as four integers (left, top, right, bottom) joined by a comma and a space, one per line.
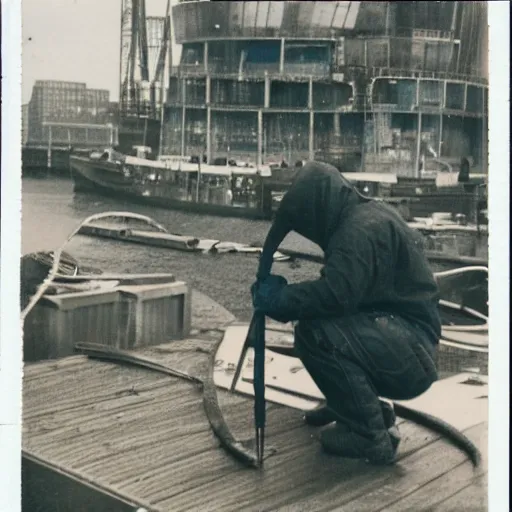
257, 161, 368, 279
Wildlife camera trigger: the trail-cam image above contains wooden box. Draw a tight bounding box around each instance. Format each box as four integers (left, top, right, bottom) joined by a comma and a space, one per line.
118, 281, 191, 349
23, 289, 126, 362
23, 276, 191, 362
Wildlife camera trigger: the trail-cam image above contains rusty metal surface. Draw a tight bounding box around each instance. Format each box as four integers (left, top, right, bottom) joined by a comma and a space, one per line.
23, 333, 487, 512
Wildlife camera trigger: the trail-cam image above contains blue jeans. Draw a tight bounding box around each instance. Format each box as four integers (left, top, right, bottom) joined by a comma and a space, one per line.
294, 312, 438, 442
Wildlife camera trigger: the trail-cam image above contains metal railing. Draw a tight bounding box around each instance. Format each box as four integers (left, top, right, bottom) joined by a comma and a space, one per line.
171, 63, 488, 87
361, 67, 488, 86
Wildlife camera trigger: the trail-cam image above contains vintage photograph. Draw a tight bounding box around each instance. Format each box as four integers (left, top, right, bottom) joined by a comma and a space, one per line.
20, 1, 491, 510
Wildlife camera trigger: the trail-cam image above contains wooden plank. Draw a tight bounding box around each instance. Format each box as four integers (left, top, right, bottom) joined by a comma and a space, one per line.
155, 420, 443, 512
22, 330, 489, 511
274, 422, 485, 512
141, 424, 310, 507
331, 423, 487, 512
382, 462, 486, 512
83, 400, 299, 486
429, 474, 487, 511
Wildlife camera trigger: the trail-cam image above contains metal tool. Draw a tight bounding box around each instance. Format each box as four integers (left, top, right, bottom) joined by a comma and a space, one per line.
253, 311, 266, 466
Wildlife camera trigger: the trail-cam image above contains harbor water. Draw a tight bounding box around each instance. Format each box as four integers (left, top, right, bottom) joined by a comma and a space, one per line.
21, 177, 485, 376
22, 177, 322, 321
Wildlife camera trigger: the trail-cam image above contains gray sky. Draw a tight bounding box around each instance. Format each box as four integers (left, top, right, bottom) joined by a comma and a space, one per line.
22, 0, 181, 104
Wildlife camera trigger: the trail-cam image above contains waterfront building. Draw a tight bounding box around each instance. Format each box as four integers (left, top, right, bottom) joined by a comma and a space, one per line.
26, 80, 114, 148
163, 1, 488, 176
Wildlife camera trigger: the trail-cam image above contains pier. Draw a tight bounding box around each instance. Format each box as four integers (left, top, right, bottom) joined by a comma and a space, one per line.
22, 290, 487, 511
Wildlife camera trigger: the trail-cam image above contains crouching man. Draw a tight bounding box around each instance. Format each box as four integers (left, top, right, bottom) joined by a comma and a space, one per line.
251, 161, 441, 465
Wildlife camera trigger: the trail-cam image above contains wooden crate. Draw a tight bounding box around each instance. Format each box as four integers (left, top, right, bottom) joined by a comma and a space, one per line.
23, 276, 191, 361
118, 281, 191, 349
23, 289, 126, 362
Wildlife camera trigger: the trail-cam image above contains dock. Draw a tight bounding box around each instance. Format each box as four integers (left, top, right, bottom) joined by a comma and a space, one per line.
22, 292, 487, 512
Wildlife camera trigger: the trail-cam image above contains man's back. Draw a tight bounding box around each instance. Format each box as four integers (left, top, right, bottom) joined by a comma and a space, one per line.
328, 200, 442, 342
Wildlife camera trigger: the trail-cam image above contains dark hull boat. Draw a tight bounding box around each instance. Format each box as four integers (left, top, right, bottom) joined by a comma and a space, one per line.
70, 153, 276, 220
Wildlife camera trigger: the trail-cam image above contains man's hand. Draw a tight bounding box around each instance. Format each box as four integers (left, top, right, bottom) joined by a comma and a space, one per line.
251, 275, 290, 323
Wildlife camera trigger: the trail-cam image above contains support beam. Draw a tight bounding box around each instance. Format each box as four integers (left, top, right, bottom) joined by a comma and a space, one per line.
264, 72, 270, 108
204, 41, 209, 73
181, 78, 186, 157
415, 111, 423, 178
205, 76, 211, 105
181, 108, 186, 157
47, 126, 52, 169
333, 113, 341, 144
451, 1, 459, 34
308, 77, 313, 109
279, 38, 285, 74
438, 114, 443, 158
309, 111, 315, 161
481, 88, 488, 174
257, 110, 263, 167
334, 113, 341, 136
206, 107, 212, 164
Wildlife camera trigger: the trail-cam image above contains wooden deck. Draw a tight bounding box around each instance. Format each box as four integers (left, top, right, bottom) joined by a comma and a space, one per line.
22, 327, 488, 512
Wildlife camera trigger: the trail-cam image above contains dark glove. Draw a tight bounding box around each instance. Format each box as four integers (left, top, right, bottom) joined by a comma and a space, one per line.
251, 275, 290, 323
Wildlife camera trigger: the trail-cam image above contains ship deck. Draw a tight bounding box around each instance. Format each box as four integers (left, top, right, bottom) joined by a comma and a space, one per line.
23, 326, 487, 512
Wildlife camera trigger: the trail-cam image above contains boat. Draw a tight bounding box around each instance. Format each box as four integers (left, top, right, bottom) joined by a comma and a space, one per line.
71, 146, 435, 221
70, 148, 276, 220
76, 211, 291, 261
409, 212, 488, 266
20, 250, 103, 310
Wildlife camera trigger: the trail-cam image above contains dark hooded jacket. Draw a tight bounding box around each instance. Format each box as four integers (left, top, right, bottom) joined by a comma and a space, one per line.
258, 161, 442, 344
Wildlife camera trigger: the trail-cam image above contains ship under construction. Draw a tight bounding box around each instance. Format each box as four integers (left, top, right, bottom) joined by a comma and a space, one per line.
137, 0, 487, 178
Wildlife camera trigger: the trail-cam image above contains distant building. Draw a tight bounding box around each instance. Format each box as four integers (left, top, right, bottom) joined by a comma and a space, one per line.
26, 80, 113, 148
22, 104, 29, 145
163, 1, 488, 175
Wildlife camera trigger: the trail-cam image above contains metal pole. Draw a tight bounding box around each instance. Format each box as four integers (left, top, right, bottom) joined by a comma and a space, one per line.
438, 113, 443, 158
279, 38, 285, 74
206, 107, 212, 164
181, 78, 186, 157
47, 125, 52, 170
195, 156, 201, 202
119, 0, 124, 110
158, 103, 166, 158
142, 117, 148, 148
309, 111, 314, 161
257, 110, 263, 167
158, 6, 171, 159
415, 111, 423, 178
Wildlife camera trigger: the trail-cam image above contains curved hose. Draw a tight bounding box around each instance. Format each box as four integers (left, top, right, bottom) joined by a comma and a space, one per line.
21, 211, 263, 470
393, 403, 481, 467
75, 341, 261, 468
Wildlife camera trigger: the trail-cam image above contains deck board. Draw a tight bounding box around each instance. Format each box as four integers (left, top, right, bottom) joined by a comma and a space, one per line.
23, 331, 488, 511
429, 474, 488, 511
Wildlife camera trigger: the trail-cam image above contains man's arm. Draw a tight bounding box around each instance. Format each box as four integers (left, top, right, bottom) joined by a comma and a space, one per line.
273, 232, 376, 322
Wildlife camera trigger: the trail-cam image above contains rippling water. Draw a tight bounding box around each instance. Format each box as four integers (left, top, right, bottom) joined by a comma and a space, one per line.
21, 177, 322, 321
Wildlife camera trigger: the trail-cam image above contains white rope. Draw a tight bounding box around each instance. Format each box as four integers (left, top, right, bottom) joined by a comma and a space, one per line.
20, 211, 164, 323
434, 266, 488, 279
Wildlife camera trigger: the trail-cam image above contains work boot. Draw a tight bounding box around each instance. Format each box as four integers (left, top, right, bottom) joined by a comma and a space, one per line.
319, 423, 401, 465
305, 401, 397, 429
